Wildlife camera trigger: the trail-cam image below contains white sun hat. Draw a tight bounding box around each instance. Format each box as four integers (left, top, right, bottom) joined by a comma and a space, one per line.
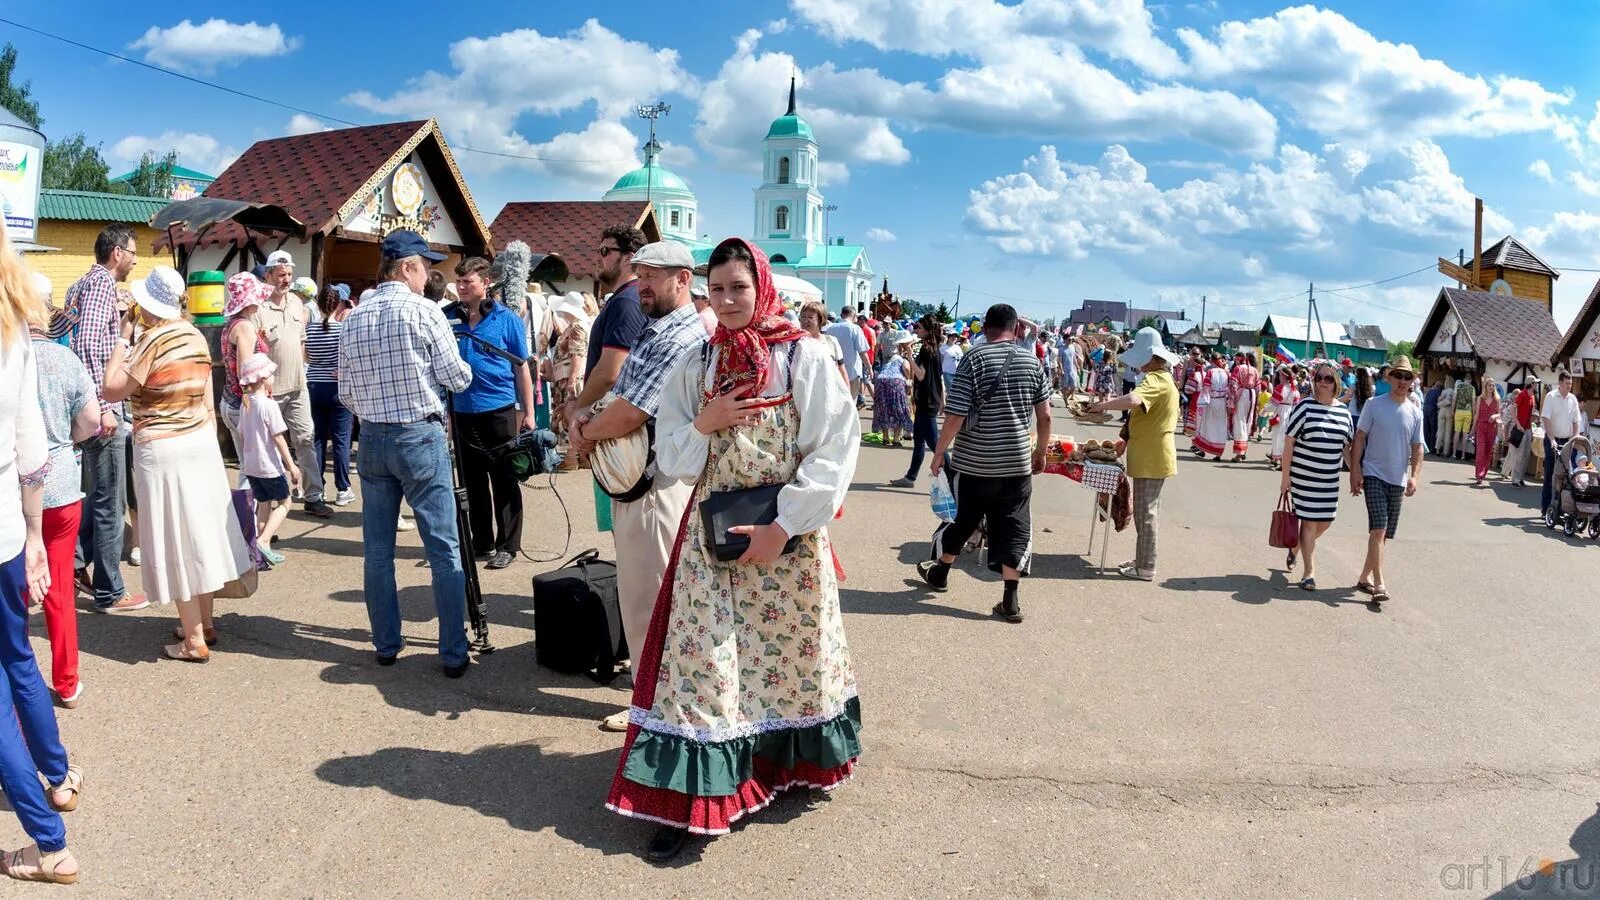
129, 266, 186, 320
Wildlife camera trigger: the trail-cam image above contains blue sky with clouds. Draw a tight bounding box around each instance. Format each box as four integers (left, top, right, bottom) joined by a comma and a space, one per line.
9, 1, 1600, 338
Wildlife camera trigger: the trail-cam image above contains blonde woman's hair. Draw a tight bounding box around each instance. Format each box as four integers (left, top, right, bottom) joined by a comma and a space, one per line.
0, 228, 47, 347
1481, 373, 1495, 395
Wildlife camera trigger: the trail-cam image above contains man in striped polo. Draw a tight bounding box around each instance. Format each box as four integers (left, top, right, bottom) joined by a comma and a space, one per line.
918, 304, 1052, 623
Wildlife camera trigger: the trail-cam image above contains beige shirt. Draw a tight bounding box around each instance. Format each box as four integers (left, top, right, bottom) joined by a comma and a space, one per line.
252, 294, 307, 394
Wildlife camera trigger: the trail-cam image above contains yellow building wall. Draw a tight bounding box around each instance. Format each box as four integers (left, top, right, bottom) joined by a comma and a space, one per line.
27, 220, 167, 306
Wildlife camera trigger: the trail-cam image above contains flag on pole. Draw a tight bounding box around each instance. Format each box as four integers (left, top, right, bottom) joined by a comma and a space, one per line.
1274, 344, 1297, 364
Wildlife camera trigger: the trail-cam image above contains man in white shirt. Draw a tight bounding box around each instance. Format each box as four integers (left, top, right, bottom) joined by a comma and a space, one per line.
1541, 370, 1585, 516
823, 306, 870, 407
939, 332, 964, 393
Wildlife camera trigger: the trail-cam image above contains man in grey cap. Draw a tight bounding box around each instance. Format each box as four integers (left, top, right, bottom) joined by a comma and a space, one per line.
568, 241, 707, 731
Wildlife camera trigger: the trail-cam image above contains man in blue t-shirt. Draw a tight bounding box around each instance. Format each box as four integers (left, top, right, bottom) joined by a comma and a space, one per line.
565, 225, 648, 431
1349, 355, 1424, 606
449, 257, 534, 570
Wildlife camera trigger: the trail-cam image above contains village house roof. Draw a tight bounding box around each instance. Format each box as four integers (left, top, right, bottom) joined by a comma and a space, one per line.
488, 200, 661, 282
1473, 235, 1560, 279
1553, 277, 1600, 365
1217, 327, 1259, 350
1068, 299, 1129, 327
1347, 324, 1388, 350
161, 119, 489, 253
38, 189, 168, 224
1415, 288, 1562, 366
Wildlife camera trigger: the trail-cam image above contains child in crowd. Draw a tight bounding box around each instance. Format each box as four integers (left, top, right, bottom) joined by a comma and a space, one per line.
237, 353, 301, 569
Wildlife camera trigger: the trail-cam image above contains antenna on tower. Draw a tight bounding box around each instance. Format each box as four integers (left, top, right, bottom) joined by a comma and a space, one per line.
786, 72, 797, 116
635, 100, 671, 204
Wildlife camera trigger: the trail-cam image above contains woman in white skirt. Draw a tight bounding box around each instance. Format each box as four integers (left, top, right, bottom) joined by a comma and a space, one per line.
102, 267, 254, 662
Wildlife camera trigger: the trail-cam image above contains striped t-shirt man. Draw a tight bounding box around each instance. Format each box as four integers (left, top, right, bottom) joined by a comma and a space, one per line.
946, 341, 1050, 477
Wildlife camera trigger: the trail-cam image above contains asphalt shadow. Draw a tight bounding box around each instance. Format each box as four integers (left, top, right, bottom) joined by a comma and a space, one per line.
840, 581, 992, 622
1485, 802, 1600, 898
315, 741, 834, 865
1160, 573, 1379, 610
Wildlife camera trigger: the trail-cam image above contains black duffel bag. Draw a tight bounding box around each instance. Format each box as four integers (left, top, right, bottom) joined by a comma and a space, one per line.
532, 549, 626, 683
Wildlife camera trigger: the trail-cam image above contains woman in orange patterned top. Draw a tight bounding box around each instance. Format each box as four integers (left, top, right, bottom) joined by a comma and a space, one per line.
102, 267, 254, 663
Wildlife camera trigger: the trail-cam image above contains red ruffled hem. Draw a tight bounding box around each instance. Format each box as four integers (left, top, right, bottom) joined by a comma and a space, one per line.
606, 752, 858, 835
1192, 434, 1225, 455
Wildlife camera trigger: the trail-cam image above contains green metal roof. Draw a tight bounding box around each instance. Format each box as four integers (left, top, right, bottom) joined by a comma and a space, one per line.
791, 244, 866, 270
38, 189, 168, 224
109, 164, 216, 184
765, 114, 815, 142
606, 164, 693, 196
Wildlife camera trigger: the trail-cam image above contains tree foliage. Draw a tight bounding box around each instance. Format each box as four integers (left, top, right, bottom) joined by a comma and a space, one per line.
112, 150, 177, 197
1388, 339, 1415, 361
0, 43, 41, 129
1137, 315, 1161, 331
41, 133, 111, 192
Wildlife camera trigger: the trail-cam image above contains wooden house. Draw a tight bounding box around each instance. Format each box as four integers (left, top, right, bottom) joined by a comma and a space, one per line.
1448, 235, 1559, 313
1551, 277, 1600, 420
1414, 288, 1560, 388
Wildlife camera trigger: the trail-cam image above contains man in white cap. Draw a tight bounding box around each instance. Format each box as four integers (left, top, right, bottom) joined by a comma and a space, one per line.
568, 241, 707, 732
252, 250, 328, 518
1089, 326, 1180, 581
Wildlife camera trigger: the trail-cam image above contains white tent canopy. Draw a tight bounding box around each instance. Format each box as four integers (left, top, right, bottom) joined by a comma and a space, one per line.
771, 273, 823, 304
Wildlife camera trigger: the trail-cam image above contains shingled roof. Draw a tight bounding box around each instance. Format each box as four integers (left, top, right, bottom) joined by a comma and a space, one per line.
1415, 288, 1561, 365
1473, 235, 1560, 279
1553, 277, 1600, 365
161, 119, 489, 253
488, 201, 661, 281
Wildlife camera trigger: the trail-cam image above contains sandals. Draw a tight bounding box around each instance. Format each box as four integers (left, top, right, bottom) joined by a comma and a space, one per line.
163, 642, 210, 664
1298, 577, 1316, 592
1355, 581, 1375, 595
46, 766, 82, 813
1285, 550, 1297, 569
1370, 588, 1390, 604
172, 626, 220, 646
0, 845, 78, 884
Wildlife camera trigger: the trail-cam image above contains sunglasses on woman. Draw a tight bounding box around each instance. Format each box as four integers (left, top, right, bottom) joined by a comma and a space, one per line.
1314, 374, 1337, 384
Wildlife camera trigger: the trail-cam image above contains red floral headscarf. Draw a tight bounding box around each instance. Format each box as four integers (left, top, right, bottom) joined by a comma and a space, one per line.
707, 237, 806, 396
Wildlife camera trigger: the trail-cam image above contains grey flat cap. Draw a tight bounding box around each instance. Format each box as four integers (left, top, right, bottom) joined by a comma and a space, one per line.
631, 241, 695, 270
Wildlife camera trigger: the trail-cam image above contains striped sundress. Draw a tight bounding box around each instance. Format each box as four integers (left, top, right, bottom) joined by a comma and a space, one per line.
1284, 398, 1354, 522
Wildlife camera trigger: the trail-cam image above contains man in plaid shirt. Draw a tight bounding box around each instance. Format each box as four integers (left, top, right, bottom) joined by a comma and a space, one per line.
48, 224, 146, 611
339, 230, 475, 678
570, 241, 707, 732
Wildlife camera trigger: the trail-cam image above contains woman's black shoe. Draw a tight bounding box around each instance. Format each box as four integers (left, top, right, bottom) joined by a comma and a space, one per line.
646, 826, 689, 863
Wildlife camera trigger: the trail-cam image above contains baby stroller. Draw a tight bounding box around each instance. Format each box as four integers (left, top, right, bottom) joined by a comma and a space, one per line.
1543, 434, 1600, 538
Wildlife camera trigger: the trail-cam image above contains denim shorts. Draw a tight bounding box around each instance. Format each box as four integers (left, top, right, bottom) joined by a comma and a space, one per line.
247, 474, 290, 503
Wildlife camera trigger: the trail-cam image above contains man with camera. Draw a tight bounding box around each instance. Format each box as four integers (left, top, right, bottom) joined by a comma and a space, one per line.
568, 242, 708, 732
338, 230, 474, 678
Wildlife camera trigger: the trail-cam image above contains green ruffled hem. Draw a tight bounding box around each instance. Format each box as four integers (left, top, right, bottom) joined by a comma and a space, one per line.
624, 696, 862, 796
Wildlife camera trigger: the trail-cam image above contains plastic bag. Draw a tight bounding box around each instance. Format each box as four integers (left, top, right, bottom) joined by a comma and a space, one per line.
930, 472, 957, 523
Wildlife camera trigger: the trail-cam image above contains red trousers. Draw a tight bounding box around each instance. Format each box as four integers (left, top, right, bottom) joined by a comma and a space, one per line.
40, 503, 80, 699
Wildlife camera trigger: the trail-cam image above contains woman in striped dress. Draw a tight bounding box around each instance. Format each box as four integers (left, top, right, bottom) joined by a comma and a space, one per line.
306, 285, 354, 505
1277, 362, 1353, 591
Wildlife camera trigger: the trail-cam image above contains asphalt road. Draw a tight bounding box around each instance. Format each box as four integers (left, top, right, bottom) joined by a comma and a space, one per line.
18, 401, 1600, 898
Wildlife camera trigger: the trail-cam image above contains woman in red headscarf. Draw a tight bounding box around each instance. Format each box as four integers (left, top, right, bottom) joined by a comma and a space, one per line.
605, 238, 862, 861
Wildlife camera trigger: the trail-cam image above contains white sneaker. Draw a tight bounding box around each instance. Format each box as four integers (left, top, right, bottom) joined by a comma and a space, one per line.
396, 515, 416, 532
128, 548, 141, 567
334, 489, 356, 507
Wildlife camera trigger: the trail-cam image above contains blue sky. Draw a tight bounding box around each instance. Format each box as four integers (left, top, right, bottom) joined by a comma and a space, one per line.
10, 1, 1600, 339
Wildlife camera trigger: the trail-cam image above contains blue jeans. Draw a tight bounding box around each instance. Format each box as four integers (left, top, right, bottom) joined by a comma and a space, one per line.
78, 430, 127, 606
355, 420, 469, 667
309, 383, 353, 494
0, 553, 68, 852
904, 406, 941, 480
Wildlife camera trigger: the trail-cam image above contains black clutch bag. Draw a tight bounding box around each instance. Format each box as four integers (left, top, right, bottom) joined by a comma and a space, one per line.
698, 484, 803, 562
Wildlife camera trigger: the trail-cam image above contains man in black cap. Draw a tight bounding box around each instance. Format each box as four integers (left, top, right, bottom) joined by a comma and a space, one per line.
338, 230, 475, 677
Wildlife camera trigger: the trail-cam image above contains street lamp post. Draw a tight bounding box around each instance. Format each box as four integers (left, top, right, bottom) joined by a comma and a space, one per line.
822, 203, 838, 309
636, 101, 671, 206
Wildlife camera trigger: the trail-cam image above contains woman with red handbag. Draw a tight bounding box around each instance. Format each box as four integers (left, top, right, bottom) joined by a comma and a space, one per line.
1278, 362, 1354, 591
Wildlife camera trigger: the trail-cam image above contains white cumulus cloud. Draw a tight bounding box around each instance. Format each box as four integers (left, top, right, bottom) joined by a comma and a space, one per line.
346, 19, 695, 188
865, 227, 897, 242
1177, 6, 1577, 151
129, 19, 299, 73
284, 114, 333, 136
109, 131, 240, 176
1529, 159, 1555, 183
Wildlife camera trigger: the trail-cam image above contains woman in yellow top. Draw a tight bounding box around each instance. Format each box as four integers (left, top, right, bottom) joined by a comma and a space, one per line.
102, 267, 255, 663
1088, 326, 1179, 581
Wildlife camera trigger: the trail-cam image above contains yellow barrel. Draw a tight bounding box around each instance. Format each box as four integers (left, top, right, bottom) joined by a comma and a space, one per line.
187, 270, 226, 323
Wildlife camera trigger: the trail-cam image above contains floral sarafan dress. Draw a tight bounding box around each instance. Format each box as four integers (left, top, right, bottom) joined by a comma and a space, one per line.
606, 338, 862, 834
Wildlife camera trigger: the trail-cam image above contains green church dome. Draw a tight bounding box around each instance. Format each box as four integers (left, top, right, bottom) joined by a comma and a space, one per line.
607, 164, 692, 195
765, 114, 815, 142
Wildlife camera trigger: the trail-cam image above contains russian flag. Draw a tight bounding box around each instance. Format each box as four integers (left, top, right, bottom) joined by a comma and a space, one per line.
1274, 344, 1297, 364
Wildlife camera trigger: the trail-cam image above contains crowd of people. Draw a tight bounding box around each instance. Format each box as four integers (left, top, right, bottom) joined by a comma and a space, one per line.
4, 209, 1598, 876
